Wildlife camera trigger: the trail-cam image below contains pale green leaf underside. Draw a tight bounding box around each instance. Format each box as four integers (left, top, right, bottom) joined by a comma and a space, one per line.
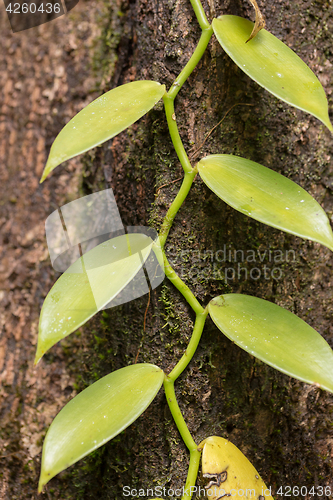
38, 364, 164, 491
209, 294, 333, 393
212, 16, 332, 131
41, 81, 166, 182
35, 233, 153, 363
197, 155, 333, 251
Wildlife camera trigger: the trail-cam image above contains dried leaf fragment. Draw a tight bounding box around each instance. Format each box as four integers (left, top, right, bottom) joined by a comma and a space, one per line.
246, 0, 265, 42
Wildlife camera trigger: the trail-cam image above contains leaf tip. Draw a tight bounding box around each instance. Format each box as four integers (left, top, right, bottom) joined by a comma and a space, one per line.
321, 228, 333, 253
39, 172, 47, 184
37, 476, 45, 493
320, 113, 333, 133
34, 345, 44, 365
38, 470, 51, 493
40, 153, 60, 183
40, 163, 51, 183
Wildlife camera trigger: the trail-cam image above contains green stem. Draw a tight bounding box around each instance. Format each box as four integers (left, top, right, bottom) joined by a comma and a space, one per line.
163, 379, 201, 499
159, 169, 196, 248
163, 96, 193, 174
162, 253, 203, 315
189, 0, 210, 30
163, 27, 213, 176
164, 377, 197, 451
169, 310, 208, 381
156, 0, 212, 498
182, 449, 201, 500
168, 27, 213, 101
164, 314, 206, 500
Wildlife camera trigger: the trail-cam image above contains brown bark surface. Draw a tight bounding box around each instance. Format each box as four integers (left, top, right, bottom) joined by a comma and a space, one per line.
0, 0, 333, 498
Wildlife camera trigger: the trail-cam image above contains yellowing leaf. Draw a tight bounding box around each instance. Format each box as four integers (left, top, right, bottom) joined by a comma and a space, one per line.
197, 154, 333, 252
35, 233, 154, 363
199, 436, 273, 500
41, 81, 166, 182
208, 294, 333, 393
38, 364, 165, 491
212, 16, 333, 131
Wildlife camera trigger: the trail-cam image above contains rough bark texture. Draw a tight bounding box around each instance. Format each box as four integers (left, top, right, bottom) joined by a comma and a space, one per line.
1, 0, 333, 498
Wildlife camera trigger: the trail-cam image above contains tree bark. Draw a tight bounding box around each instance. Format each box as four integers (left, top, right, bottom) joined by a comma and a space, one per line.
1, 0, 333, 498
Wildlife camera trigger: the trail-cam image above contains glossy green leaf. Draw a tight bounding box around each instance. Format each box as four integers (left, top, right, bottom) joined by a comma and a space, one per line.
209, 294, 333, 393
212, 16, 333, 131
38, 363, 164, 491
41, 81, 166, 182
197, 154, 333, 251
35, 233, 154, 364
199, 436, 273, 500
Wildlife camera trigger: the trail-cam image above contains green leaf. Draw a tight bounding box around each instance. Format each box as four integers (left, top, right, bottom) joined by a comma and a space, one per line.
35, 233, 154, 364
197, 154, 333, 251
38, 363, 164, 491
41, 81, 166, 182
212, 16, 333, 131
208, 294, 333, 393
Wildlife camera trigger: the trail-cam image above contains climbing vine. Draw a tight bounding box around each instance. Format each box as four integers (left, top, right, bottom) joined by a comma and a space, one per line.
35, 0, 333, 498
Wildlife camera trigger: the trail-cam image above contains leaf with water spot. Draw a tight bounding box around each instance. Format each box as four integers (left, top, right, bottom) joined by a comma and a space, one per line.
212, 15, 333, 131
197, 154, 333, 251
209, 294, 333, 393
199, 436, 273, 500
41, 81, 166, 182
38, 364, 165, 491
35, 233, 154, 363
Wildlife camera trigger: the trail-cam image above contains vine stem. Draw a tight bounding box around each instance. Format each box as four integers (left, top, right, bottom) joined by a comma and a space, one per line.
163, 307, 207, 500
163, 25, 213, 175
164, 377, 197, 451
163, 313, 208, 447
156, 0, 213, 498
189, 0, 210, 30
164, 377, 201, 500
168, 310, 208, 382
167, 27, 213, 102
159, 170, 197, 248
162, 312, 207, 500
162, 253, 203, 315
